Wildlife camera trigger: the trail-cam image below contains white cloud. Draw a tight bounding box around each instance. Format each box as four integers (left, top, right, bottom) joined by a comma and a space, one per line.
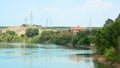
81, 0, 114, 10
65, 0, 116, 17
42, 0, 115, 16
37, 0, 116, 26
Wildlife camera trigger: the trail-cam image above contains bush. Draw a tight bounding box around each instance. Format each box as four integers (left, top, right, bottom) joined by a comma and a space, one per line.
77, 37, 90, 46
30, 36, 39, 43
104, 47, 115, 60
104, 47, 120, 62
25, 28, 39, 37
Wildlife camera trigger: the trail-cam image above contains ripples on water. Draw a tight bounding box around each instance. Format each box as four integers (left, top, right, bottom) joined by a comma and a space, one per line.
0, 43, 114, 68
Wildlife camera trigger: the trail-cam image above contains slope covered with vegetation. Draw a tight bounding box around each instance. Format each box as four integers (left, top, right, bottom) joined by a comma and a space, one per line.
95, 14, 120, 62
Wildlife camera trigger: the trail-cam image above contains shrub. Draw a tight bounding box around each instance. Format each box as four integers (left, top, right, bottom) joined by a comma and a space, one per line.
104, 47, 120, 62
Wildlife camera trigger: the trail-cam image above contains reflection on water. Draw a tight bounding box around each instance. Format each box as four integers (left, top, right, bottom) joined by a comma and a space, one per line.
69, 54, 80, 62
0, 43, 39, 48
0, 43, 114, 68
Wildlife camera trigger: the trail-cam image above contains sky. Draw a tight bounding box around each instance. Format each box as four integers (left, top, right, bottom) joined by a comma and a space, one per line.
0, 0, 120, 27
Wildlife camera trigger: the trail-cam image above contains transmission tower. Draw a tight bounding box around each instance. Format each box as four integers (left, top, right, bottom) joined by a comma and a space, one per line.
89, 18, 92, 31
30, 11, 33, 25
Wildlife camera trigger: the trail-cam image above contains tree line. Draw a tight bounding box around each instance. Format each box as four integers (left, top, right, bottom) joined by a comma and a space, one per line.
0, 26, 97, 47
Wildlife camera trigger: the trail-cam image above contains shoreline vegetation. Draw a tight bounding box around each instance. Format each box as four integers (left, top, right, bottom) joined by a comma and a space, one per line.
0, 26, 97, 48
94, 54, 120, 68
0, 14, 120, 67
0, 43, 39, 48
94, 14, 120, 68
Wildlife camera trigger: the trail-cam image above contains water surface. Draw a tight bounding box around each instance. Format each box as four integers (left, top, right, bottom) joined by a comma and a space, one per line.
0, 43, 114, 68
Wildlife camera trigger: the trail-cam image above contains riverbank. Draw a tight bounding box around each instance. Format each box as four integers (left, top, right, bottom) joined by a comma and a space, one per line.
93, 54, 120, 68
65, 44, 96, 50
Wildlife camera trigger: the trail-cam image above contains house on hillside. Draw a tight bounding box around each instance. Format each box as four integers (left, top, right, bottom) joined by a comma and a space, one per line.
70, 26, 87, 35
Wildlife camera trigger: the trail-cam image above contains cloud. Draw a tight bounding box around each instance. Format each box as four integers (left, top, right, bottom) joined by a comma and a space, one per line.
38, 0, 116, 27
66, 0, 116, 17
81, 0, 115, 10
42, 0, 115, 15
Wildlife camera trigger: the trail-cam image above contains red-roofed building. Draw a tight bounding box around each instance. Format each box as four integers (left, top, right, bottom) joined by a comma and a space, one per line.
70, 26, 87, 35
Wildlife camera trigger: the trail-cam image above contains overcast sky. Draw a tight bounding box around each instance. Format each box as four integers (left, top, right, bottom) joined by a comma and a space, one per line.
0, 0, 120, 27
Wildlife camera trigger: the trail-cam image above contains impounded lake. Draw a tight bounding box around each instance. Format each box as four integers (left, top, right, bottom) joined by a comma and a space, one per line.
0, 43, 114, 68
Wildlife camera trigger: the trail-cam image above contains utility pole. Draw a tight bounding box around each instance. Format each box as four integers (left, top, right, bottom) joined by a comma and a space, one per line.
46, 18, 48, 27
89, 18, 92, 31
50, 18, 52, 27
30, 11, 33, 25
50, 18, 53, 30
25, 17, 27, 24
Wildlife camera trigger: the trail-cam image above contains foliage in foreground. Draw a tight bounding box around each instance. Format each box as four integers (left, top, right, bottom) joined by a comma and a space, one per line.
95, 14, 120, 62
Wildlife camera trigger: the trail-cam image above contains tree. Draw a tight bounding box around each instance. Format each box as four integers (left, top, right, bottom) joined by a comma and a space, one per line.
77, 37, 90, 46
95, 14, 120, 55
104, 18, 114, 27
116, 14, 120, 21
25, 28, 39, 37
